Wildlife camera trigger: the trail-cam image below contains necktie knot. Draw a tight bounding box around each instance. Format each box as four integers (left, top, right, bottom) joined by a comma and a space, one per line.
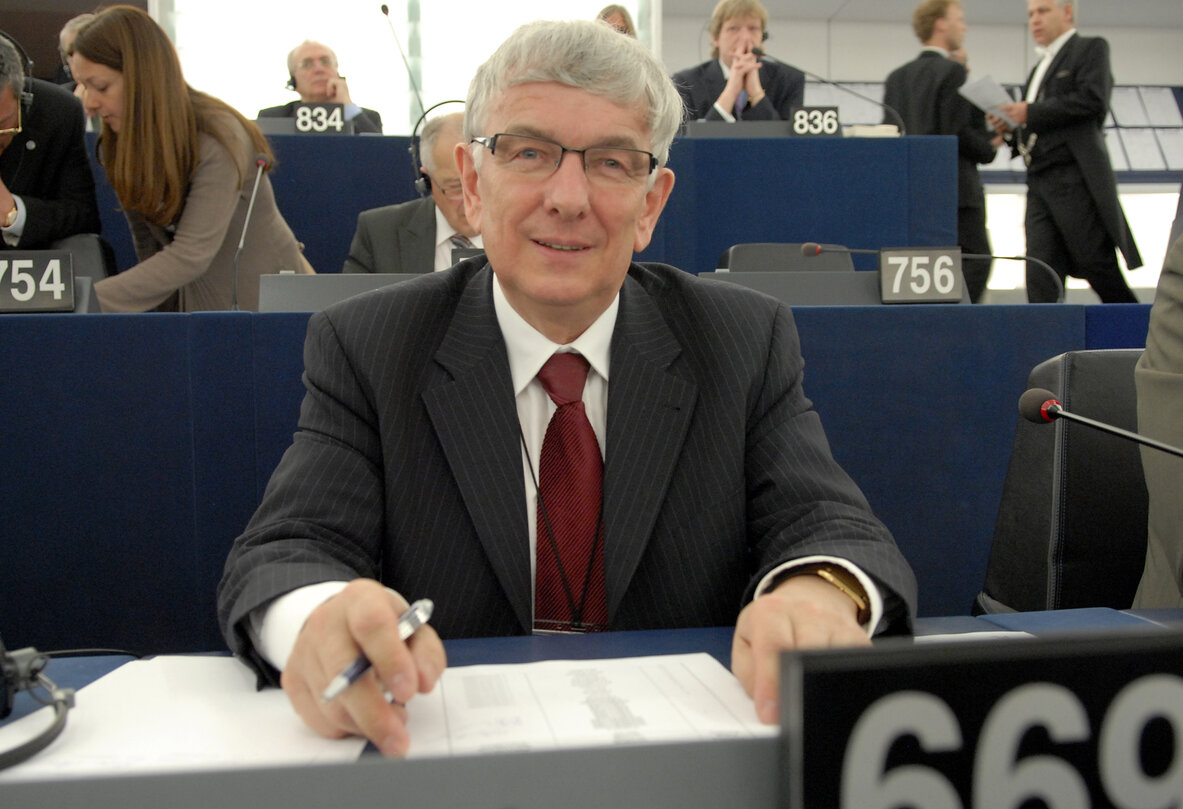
537, 352, 590, 407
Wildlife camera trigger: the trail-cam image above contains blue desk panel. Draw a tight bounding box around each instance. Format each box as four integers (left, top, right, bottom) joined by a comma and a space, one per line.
0, 305, 1151, 654
89, 135, 956, 283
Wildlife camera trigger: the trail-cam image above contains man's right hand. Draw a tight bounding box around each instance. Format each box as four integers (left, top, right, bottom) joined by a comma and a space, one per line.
717, 46, 762, 115
280, 579, 446, 757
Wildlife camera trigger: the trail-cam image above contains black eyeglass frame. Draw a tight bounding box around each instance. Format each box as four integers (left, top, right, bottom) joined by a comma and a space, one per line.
470, 132, 658, 178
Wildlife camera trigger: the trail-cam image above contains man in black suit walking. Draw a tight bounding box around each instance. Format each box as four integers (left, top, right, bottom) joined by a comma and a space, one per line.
884, 1, 999, 303
0, 35, 100, 250
672, 0, 805, 122
219, 19, 916, 756
993, 0, 1141, 303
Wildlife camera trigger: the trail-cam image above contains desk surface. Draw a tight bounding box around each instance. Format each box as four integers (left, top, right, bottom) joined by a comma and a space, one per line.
4, 612, 1181, 809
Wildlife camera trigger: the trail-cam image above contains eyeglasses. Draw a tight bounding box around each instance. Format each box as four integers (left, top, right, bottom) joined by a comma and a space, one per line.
470, 133, 657, 185
296, 55, 335, 71
0, 103, 20, 137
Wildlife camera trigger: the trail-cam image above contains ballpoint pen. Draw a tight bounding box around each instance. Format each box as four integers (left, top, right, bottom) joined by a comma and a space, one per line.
321, 598, 434, 702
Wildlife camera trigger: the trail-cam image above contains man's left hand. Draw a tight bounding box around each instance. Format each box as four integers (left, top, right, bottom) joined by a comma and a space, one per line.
325, 76, 354, 106
731, 573, 870, 724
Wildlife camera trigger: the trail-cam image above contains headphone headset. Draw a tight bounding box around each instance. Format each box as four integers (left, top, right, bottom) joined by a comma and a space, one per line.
0, 635, 74, 771
285, 74, 296, 91
409, 99, 466, 197
0, 29, 35, 111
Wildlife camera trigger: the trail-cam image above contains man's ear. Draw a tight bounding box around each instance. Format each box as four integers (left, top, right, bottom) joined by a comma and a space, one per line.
633, 168, 675, 254
457, 141, 482, 232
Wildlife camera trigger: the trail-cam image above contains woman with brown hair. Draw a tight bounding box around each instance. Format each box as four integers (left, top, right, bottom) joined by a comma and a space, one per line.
72, 5, 308, 312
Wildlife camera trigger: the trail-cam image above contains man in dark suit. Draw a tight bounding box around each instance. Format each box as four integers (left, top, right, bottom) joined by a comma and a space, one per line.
993, 0, 1141, 303
672, 0, 804, 122
343, 112, 481, 273
884, 1, 999, 303
219, 19, 916, 756
257, 41, 382, 135
0, 36, 101, 250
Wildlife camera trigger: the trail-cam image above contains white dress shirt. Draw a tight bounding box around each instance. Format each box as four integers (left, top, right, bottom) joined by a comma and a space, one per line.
1026, 29, 1077, 103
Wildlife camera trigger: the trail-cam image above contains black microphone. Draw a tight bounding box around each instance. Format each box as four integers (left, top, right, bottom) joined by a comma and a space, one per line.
962, 253, 1065, 303
754, 50, 908, 136
380, 4, 426, 120
1018, 387, 1183, 460
800, 242, 879, 257
231, 153, 270, 312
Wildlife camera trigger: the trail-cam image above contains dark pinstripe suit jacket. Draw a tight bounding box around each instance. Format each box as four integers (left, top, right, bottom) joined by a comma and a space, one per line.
218, 259, 917, 678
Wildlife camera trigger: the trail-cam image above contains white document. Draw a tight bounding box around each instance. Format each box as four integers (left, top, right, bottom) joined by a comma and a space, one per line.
0, 656, 367, 782
406, 652, 774, 757
958, 75, 1018, 127
0, 652, 769, 780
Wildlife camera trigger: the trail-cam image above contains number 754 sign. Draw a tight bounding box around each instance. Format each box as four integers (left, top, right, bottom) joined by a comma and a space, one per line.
0, 251, 75, 312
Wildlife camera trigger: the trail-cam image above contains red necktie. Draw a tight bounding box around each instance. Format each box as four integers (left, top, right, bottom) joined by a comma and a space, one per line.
534, 352, 607, 632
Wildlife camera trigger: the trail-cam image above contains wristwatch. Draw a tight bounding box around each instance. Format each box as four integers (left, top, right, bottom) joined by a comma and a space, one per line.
3, 204, 16, 228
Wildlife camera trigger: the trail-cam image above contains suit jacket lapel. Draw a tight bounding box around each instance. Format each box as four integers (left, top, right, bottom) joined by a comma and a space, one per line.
403, 198, 437, 273
422, 267, 533, 631
602, 271, 697, 618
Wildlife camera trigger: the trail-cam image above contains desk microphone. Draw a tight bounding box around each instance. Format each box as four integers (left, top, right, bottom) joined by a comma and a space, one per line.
800, 242, 878, 257
0, 636, 74, 771
754, 50, 908, 136
380, 4, 427, 120
231, 153, 270, 312
962, 253, 1065, 303
1019, 387, 1183, 460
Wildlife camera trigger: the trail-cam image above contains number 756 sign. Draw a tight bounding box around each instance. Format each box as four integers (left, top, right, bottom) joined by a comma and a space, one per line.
879, 247, 966, 303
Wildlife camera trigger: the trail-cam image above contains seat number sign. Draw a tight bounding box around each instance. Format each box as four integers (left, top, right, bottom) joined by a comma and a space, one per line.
294, 103, 352, 134
780, 631, 1183, 809
0, 251, 75, 312
790, 106, 840, 137
880, 247, 965, 303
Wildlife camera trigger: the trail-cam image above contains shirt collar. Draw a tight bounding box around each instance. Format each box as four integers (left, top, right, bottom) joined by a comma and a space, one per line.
921, 45, 949, 57
492, 274, 618, 396
434, 206, 482, 249
1036, 28, 1076, 60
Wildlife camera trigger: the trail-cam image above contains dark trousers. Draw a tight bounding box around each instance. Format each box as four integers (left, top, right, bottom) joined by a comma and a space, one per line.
1025, 163, 1138, 303
958, 204, 992, 303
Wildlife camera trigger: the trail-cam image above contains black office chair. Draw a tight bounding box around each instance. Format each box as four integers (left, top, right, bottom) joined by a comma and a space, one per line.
717, 243, 855, 273
975, 349, 1147, 614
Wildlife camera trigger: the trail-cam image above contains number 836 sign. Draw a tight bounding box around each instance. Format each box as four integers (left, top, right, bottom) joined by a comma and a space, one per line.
781, 632, 1183, 809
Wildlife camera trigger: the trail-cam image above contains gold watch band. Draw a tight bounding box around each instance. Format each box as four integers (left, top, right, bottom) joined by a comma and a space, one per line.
787, 563, 871, 625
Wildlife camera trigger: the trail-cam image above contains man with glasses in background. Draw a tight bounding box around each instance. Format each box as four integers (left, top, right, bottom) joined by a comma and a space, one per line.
219, 19, 916, 757
0, 34, 100, 249
258, 40, 382, 134
343, 112, 480, 273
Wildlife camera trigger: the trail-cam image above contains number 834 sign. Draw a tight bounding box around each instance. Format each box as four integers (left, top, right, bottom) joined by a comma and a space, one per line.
781, 631, 1183, 809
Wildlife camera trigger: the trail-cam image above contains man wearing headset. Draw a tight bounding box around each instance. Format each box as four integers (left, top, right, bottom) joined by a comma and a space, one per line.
0, 34, 100, 250
258, 40, 383, 135
343, 112, 481, 274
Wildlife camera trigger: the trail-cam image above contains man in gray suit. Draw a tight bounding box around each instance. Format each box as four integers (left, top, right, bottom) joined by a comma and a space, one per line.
219, 19, 916, 756
342, 112, 481, 274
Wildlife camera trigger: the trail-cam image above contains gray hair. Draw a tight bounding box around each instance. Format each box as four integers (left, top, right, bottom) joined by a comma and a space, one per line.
286, 40, 338, 75
0, 35, 25, 100
419, 111, 465, 175
464, 19, 682, 168
61, 13, 97, 48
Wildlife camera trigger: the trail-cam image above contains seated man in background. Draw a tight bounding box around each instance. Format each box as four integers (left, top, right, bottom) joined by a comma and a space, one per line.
219, 19, 916, 756
672, 0, 805, 122
0, 34, 101, 249
343, 111, 480, 274
258, 40, 382, 134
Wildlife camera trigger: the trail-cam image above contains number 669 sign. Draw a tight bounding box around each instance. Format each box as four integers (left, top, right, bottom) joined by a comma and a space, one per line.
781, 631, 1183, 809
